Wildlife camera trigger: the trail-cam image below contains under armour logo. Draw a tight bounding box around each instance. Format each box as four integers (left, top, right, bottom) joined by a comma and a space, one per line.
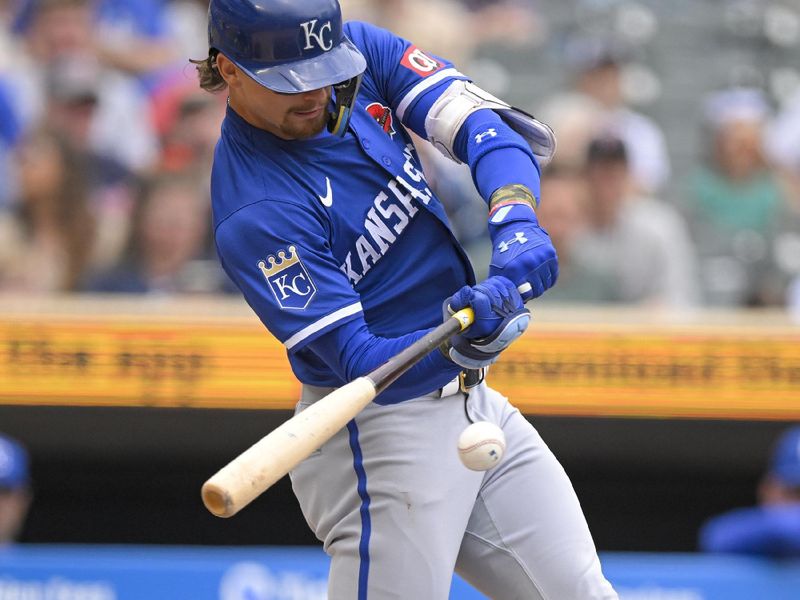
475, 128, 498, 144
300, 19, 333, 51
498, 232, 528, 253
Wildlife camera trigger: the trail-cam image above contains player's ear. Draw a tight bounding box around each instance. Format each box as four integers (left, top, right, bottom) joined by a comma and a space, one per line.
215, 53, 240, 87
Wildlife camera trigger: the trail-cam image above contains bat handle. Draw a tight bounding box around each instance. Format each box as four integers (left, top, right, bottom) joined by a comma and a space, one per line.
451, 307, 474, 331
448, 283, 530, 333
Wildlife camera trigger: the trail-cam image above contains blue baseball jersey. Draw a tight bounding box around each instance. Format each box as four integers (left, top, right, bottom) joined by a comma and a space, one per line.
212, 22, 475, 393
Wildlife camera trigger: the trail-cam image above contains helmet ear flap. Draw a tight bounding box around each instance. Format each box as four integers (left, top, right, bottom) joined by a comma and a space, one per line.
328, 75, 363, 136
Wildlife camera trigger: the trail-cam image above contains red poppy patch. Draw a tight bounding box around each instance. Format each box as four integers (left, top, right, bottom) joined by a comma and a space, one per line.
366, 102, 396, 137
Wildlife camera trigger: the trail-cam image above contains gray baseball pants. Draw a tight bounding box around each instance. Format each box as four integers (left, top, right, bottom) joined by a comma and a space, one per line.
289, 381, 619, 600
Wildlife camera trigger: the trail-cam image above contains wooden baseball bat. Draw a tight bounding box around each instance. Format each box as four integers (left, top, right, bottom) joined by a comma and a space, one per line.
201, 307, 475, 518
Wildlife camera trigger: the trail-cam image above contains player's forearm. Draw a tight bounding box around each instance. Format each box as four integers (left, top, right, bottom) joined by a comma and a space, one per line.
305, 317, 461, 403
454, 111, 541, 204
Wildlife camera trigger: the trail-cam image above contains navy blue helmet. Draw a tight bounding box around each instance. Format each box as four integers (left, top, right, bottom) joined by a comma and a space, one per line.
208, 0, 366, 95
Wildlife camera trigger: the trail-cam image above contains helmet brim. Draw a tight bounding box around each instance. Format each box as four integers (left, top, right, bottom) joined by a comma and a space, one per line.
234, 36, 367, 94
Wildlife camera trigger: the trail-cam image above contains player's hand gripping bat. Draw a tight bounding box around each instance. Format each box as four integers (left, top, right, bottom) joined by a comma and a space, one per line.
202, 307, 475, 518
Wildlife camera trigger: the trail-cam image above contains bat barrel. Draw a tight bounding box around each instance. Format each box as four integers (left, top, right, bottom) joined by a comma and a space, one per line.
201, 376, 378, 518
200, 308, 475, 518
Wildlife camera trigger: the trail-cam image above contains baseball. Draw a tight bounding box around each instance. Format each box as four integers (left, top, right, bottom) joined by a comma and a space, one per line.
457, 421, 506, 471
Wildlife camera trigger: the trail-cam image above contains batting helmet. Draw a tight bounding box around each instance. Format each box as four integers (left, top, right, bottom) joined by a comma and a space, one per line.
208, 0, 366, 94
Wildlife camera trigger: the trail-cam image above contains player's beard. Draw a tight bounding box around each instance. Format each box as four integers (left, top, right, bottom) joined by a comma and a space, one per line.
281, 107, 329, 139
280, 89, 332, 139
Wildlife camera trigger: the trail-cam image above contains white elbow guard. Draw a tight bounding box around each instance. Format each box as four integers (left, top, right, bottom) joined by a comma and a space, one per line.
425, 80, 557, 167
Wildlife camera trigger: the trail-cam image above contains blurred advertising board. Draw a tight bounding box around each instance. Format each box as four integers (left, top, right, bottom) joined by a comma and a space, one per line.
1, 546, 799, 599
0, 297, 798, 419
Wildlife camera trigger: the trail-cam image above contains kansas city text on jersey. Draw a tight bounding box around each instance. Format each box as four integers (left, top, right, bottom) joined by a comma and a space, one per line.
339, 145, 432, 286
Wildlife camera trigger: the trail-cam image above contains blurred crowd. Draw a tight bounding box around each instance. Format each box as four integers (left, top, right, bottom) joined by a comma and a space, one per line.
0, 0, 798, 313
0, 0, 229, 295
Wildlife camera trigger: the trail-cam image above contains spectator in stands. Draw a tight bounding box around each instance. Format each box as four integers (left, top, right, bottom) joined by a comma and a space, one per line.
0, 434, 32, 547
44, 55, 140, 270
84, 171, 230, 295
0, 127, 94, 292
91, 0, 182, 84
13, 0, 181, 84
456, 0, 543, 49
150, 77, 226, 174
0, 74, 22, 209
162, 0, 210, 90
539, 39, 671, 194
683, 88, 793, 307
535, 165, 616, 303
563, 135, 698, 306
699, 426, 800, 558
766, 87, 800, 206
16, 0, 158, 173
339, 0, 474, 66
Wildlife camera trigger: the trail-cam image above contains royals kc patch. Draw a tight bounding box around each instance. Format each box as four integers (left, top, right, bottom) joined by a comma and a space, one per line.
258, 245, 317, 310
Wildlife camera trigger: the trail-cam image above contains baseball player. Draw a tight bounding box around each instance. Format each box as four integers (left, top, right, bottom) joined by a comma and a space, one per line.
197, 1, 618, 598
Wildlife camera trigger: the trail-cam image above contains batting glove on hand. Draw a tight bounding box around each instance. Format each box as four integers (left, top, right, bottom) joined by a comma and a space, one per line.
442, 276, 531, 370
487, 185, 559, 300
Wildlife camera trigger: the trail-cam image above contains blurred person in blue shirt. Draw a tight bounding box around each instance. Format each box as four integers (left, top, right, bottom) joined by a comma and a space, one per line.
699, 426, 800, 557
14, 0, 180, 84
0, 434, 31, 547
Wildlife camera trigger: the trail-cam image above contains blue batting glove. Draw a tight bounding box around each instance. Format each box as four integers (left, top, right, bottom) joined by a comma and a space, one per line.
442, 276, 530, 370
487, 196, 559, 301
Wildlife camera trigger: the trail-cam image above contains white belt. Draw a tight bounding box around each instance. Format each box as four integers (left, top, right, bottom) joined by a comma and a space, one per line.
438, 376, 462, 398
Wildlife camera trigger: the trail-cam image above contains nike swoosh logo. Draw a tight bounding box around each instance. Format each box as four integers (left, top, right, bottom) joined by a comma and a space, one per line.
318, 177, 333, 207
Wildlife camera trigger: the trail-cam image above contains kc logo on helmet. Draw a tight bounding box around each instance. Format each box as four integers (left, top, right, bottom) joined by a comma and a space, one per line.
400, 46, 443, 77
258, 246, 317, 310
300, 19, 333, 51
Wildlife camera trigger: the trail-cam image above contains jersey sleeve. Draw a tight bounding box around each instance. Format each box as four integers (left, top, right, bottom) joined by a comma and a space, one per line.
214, 199, 363, 352
344, 21, 468, 128
344, 21, 541, 204
215, 196, 463, 400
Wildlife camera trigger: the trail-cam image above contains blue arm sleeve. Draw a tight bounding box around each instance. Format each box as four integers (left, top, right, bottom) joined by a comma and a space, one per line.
304, 317, 461, 405
699, 505, 800, 557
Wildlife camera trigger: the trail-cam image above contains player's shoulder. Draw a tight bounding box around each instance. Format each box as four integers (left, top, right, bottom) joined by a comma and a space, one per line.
210, 134, 312, 232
